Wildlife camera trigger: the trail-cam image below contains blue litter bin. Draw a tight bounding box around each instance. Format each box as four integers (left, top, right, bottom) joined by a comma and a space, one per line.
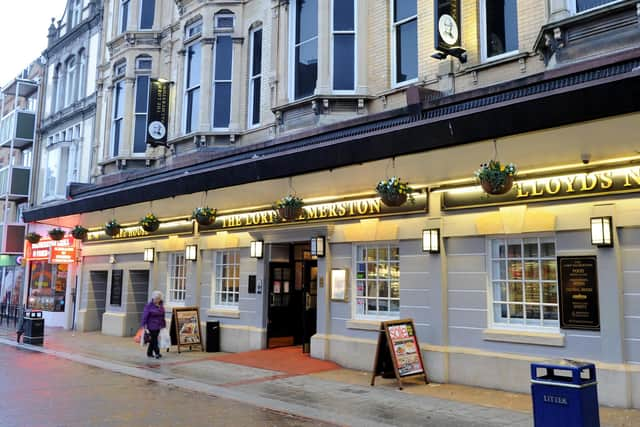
531, 359, 600, 427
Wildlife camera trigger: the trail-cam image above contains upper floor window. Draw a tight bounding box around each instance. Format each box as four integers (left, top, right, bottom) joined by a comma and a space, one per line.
185, 20, 202, 39
489, 237, 558, 329
184, 42, 201, 133
22, 149, 32, 167
77, 49, 87, 99
111, 79, 125, 157
354, 244, 400, 319
332, 0, 356, 92
119, 0, 130, 34
114, 62, 126, 78
43, 127, 80, 200
133, 75, 150, 154
136, 55, 153, 70
248, 26, 262, 127
392, 0, 418, 85
291, 0, 318, 100
213, 36, 233, 129
71, 0, 82, 27
215, 13, 235, 30
65, 56, 77, 106
575, 0, 617, 13
480, 0, 519, 61
54, 64, 65, 112
139, 0, 155, 30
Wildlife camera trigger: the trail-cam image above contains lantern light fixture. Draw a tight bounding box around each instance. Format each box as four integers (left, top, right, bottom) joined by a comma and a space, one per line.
143, 248, 155, 262
185, 244, 198, 261
250, 240, 264, 259
310, 236, 326, 257
422, 229, 440, 254
591, 216, 613, 248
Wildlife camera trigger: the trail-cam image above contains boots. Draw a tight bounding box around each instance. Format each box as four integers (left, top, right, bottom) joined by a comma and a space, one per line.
16, 331, 22, 343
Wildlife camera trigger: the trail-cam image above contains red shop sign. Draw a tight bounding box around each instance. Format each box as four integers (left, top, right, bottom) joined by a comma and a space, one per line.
49, 246, 77, 264
28, 236, 76, 262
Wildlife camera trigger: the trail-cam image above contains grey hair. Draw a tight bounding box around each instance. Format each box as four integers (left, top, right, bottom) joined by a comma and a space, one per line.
151, 290, 164, 301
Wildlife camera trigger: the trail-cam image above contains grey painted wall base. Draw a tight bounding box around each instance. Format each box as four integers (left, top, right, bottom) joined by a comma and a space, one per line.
101, 312, 127, 336
210, 324, 266, 353
76, 309, 100, 333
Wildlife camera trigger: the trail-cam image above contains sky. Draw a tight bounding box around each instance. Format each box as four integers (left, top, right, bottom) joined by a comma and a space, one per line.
0, 0, 68, 86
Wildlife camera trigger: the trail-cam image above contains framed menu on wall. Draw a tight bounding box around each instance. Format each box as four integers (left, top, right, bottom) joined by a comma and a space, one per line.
558, 256, 600, 331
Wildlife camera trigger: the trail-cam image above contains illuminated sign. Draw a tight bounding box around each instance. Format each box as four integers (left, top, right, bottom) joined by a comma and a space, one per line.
49, 246, 77, 264
28, 237, 76, 262
442, 166, 640, 210
86, 220, 194, 243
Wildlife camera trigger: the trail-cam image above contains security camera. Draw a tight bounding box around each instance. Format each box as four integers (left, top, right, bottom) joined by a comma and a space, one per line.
581, 153, 591, 165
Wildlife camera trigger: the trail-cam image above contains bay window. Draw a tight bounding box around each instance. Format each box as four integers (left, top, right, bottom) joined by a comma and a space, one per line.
392, 0, 417, 85
133, 75, 150, 153
248, 27, 262, 127
332, 0, 356, 91
119, 0, 130, 34
291, 0, 318, 100
355, 244, 400, 318
480, 0, 519, 61
212, 36, 233, 129
139, 0, 155, 30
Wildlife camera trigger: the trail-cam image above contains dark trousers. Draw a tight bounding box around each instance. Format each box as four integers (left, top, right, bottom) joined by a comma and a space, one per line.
147, 329, 160, 356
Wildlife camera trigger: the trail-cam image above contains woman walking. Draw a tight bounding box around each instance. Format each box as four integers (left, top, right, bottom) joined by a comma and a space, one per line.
141, 291, 166, 359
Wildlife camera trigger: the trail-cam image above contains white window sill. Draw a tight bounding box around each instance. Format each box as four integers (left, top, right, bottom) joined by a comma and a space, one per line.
483, 328, 565, 347
346, 319, 383, 331
208, 308, 240, 319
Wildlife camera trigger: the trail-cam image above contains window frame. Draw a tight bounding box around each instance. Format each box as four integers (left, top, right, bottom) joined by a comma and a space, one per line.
570, 0, 621, 14
183, 41, 201, 134
138, 0, 156, 30
185, 20, 203, 40
331, 0, 357, 93
212, 35, 233, 130
111, 78, 125, 158
71, 0, 82, 28
212, 250, 241, 309
486, 235, 560, 331
43, 136, 77, 201
64, 56, 77, 106
288, 0, 319, 101
352, 242, 401, 321
479, 0, 520, 63
119, 0, 130, 34
133, 74, 150, 154
167, 252, 187, 304
390, 0, 418, 88
215, 13, 235, 30
247, 26, 262, 128
77, 49, 87, 99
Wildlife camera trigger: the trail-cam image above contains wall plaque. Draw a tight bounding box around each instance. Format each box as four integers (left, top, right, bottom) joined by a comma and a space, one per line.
558, 256, 600, 331
110, 269, 123, 306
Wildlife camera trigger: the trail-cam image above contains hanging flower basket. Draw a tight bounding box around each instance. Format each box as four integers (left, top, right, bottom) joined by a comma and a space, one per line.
274, 195, 304, 221
71, 225, 89, 241
139, 213, 160, 232
376, 177, 415, 207
48, 228, 66, 241
25, 232, 42, 244
104, 220, 121, 237
192, 207, 217, 226
475, 160, 517, 195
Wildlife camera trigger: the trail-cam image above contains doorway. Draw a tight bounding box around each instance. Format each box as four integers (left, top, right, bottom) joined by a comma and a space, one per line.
126, 270, 150, 336
84, 271, 108, 331
267, 243, 318, 352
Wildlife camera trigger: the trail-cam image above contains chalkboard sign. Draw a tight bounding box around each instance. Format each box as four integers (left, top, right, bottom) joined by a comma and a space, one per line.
558, 256, 600, 331
170, 307, 203, 353
371, 319, 428, 389
109, 270, 123, 306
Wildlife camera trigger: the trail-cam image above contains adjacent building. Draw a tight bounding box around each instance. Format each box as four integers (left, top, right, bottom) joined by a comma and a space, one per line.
20, 0, 640, 408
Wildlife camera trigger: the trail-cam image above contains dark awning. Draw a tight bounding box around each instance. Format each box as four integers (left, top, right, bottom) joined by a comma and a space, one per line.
23, 51, 640, 222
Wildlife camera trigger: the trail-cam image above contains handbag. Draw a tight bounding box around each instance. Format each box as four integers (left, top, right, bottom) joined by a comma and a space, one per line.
159, 328, 171, 351
143, 330, 151, 344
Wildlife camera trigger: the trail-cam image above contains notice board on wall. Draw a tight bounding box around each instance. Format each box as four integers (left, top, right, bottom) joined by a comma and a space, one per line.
371, 319, 429, 389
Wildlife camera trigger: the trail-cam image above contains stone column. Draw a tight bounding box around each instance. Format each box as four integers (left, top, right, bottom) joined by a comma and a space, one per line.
228, 37, 245, 132
173, 49, 187, 136
315, 0, 331, 94
276, 1, 290, 105
548, 0, 571, 23
199, 38, 215, 132
356, 0, 369, 95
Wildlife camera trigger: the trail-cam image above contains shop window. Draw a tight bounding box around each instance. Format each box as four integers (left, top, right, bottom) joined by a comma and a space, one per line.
1, 266, 24, 307
133, 75, 150, 153
490, 237, 559, 329
119, 0, 130, 34
248, 26, 262, 127
354, 244, 400, 319
480, 0, 519, 61
213, 251, 240, 308
167, 252, 187, 303
290, 0, 318, 100
184, 42, 201, 133
333, 0, 356, 91
111, 78, 125, 157
575, 0, 617, 13
139, 0, 156, 30
391, 0, 418, 85
213, 36, 233, 129
28, 262, 68, 312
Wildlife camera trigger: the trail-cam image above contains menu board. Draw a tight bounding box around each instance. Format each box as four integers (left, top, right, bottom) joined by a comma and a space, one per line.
170, 307, 203, 352
558, 256, 600, 331
371, 319, 428, 389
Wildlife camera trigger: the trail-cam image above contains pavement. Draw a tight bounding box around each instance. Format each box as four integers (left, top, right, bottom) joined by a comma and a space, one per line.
1, 326, 639, 426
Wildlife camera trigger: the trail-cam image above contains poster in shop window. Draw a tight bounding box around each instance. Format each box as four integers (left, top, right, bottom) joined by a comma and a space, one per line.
558, 256, 600, 331
170, 307, 203, 353
371, 319, 429, 390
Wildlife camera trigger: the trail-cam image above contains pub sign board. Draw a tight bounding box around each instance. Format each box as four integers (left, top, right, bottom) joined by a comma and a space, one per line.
146, 79, 170, 147
434, 0, 462, 52
558, 256, 600, 331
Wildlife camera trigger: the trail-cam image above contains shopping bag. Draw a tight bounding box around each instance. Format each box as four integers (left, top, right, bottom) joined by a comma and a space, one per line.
159, 328, 171, 351
134, 327, 144, 344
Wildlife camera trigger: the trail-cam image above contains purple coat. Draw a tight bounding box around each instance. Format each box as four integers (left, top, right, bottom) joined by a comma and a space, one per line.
141, 302, 166, 331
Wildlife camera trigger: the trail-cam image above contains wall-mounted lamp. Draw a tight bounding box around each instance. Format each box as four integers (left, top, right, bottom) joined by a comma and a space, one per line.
422, 229, 440, 254
143, 248, 155, 262
591, 216, 613, 248
250, 240, 264, 259
310, 236, 326, 257
109, 255, 116, 264
185, 244, 198, 261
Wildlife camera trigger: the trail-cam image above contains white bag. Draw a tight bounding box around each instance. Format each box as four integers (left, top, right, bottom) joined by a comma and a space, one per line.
159, 328, 171, 351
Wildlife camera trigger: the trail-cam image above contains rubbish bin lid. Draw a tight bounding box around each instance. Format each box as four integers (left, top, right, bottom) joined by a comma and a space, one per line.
531, 359, 597, 386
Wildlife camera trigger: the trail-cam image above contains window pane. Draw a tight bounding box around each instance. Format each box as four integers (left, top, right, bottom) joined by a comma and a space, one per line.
523, 239, 538, 257
394, 0, 416, 22
252, 29, 262, 76
296, 0, 318, 44
217, 16, 234, 28
333, 34, 355, 90
541, 242, 555, 257
541, 260, 556, 280
133, 115, 148, 153
492, 261, 506, 280
112, 120, 121, 156
508, 260, 522, 280
509, 303, 524, 319
494, 303, 508, 323
334, 0, 354, 31
543, 283, 557, 304
524, 261, 539, 280
251, 77, 261, 125
135, 76, 149, 113
186, 88, 200, 133
509, 281, 523, 302
493, 282, 507, 301
576, 0, 614, 12
543, 306, 558, 320
526, 305, 541, 322
214, 36, 233, 81
395, 19, 417, 83
492, 240, 506, 258
525, 282, 540, 303
120, 0, 129, 33
139, 0, 155, 29
213, 82, 231, 128
295, 39, 318, 98
390, 282, 400, 298
485, 0, 518, 58
187, 44, 201, 88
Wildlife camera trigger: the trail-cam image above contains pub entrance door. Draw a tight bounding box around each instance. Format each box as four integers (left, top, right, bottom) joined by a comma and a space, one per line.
267, 244, 318, 351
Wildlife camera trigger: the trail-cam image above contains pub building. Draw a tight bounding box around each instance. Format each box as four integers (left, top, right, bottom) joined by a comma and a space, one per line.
21, 47, 640, 408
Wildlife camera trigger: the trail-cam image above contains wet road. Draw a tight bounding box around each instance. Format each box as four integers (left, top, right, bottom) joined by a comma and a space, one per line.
0, 345, 334, 427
